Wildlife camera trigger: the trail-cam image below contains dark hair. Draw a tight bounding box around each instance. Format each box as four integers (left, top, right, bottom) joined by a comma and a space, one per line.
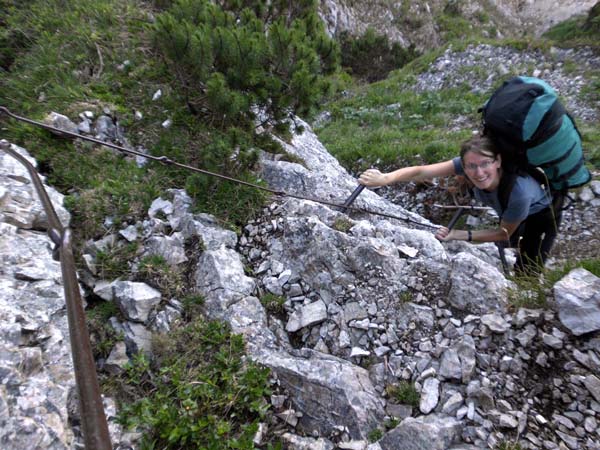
460, 135, 500, 162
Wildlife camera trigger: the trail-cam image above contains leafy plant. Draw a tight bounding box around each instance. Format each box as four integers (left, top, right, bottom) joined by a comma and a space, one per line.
118, 320, 272, 449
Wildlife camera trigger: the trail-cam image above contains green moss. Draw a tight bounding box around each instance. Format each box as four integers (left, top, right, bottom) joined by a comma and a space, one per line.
332, 217, 354, 233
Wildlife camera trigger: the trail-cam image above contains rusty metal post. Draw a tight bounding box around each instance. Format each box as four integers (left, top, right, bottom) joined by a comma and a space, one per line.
60, 229, 113, 450
0, 140, 112, 450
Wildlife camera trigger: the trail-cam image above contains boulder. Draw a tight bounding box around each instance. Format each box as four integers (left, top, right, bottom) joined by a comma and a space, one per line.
448, 252, 511, 314
260, 349, 386, 440
194, 245, 256, 318
379, 414, 462, 450
113, 281, 162, 323
554, 268, 600, 336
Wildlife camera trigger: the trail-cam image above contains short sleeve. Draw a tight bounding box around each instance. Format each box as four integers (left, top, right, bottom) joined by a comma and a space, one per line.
452, 157, 465, 176
502, 182, 533, 223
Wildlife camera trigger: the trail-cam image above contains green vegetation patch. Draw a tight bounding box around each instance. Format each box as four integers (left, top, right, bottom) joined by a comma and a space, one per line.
332, 217, 354, 233
118, 320, 272, 450
94, 241, 139, 279
546, 258, 600, 283
152, 0, 339, 131
315, 78, 480, 172
509, 257, 600, 310
337, 27, 419, 83
386, 381, 420, 407
1, 0, 342, 241
496, 442, 523, 450
86, 299, 123, 359
582, 124, 600, 168
368, 428, 384, 443
137, 254, 186, 299
260, 292, 286, 315
542, 4, 600, 49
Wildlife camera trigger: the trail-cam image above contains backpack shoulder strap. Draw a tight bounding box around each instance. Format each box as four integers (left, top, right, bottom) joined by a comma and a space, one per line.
498, 169, 518, 214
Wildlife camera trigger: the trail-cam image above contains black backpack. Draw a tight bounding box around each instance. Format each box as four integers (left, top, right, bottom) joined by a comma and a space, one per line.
481, 76, 591, 206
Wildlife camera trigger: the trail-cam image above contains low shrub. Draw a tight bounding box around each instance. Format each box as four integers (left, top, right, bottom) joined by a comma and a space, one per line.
118, 320, 272, 449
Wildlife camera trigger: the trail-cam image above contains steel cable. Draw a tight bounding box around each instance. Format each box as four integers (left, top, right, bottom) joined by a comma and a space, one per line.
0, 106, 440, 230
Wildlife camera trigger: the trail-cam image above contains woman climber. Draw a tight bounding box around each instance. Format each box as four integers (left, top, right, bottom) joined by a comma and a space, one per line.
358, 134, 564, 274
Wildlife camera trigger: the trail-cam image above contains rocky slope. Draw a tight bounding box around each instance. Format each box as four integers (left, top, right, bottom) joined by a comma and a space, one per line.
2, 33, 600, 450
0, 142, 121, 448
4, 100, 599, 449
318, 0, 598, 50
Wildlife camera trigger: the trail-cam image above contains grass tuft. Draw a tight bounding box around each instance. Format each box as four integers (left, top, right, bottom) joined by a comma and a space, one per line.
260, 293, 286, 316
386, 381, 420, 407
508, 258, 600, 309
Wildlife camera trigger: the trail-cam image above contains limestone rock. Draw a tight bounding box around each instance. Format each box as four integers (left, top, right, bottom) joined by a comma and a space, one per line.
554, 268, 600, 336
286, 300, 328, 332
379, 414, 462, 450
448, 252, 510, 314
113, 281, 162, 323
420, 377, 440, 414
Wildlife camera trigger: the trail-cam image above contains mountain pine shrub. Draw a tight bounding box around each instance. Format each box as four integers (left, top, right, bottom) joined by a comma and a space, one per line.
152, 0, 339, 131
337, 28, 418, 82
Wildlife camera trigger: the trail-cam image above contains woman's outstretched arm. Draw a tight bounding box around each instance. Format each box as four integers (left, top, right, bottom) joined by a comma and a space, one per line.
359, 160, 456, 187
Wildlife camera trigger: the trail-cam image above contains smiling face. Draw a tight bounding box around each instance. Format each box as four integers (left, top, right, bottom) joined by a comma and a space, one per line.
462, 150, 502, 191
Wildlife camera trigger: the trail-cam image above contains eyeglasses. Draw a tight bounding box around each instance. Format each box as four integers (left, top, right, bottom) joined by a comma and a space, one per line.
464, 158, 496, 172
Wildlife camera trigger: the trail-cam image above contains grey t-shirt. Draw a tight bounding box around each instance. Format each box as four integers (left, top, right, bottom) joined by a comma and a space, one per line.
452, 157, 551, 222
